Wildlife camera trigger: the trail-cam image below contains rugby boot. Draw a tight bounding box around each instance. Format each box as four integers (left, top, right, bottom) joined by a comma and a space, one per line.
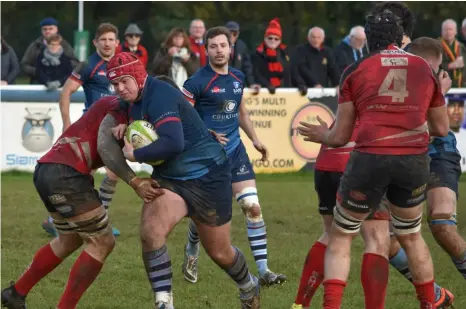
156, 302, 175, 309
41, 216, 58, 238
1, 282, 26, 309
240, 276, 260, 309
290, 304, 305, 309
258, 270, 287, 287
181, 245, 198, 283
435, 287, 455, 308
155, 292, 174, 309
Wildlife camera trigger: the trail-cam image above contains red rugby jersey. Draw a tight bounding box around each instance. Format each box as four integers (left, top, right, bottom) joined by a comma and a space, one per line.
339, 45, 445, 155
39, 96, 127, 174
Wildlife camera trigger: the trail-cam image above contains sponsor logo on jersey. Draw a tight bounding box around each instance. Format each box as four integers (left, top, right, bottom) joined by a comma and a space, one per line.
97, 70, 106, 76
211, 86, 226, 94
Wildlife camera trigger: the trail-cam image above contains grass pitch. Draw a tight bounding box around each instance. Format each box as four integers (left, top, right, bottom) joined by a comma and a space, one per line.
1, 172, 465, 309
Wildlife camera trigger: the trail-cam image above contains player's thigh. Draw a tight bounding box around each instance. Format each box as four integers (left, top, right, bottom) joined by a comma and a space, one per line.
386, 153, 430, 214
337, 151, 389, 217
427, 187, 457, 217
428, 157, 461, 200
314, 169, 342, 216
194, 219, 232, 255
232, 179, 257, 197
230, 141, 256, 185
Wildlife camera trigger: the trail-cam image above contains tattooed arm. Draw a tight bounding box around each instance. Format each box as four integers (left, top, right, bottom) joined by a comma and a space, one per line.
97, 113, 137, 184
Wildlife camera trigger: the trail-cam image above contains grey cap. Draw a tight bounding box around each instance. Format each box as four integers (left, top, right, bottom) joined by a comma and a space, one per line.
125, 23, 143, 36
225, 21, 240, 32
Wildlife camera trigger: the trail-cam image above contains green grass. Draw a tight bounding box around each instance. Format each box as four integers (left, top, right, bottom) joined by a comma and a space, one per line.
1, 172, 465, 309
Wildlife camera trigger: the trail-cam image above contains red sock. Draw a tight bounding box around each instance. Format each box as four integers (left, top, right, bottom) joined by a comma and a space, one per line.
294, 241, 327, 306
323, 279, 346, 309
57, 251, 103, 309
14, 243, 63, 296
361, 253, 389, 309
414, 280, 436, 309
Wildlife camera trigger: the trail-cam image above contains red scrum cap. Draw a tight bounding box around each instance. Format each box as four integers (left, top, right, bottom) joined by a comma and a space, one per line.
106, 52, 147, 90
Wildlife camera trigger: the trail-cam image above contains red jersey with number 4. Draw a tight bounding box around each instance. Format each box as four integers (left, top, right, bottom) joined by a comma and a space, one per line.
339, 45, 445, 155
315, 122, 358, 172
38, 96, 127, 174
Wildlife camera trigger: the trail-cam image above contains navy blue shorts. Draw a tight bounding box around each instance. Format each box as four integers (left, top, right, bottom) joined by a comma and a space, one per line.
153, 160, 233, 227
428, 157, 461, 200
229, 142, 255, 183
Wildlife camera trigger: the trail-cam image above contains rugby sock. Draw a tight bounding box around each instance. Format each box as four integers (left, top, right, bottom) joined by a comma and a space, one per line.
414, 280, 436, 309
15, 243, 63, 296
143, 245, 173, 302
294, 241, 327, 306
186, 220, 200, 257
99, 176, 117, 210
57, 250, 103, 309
451, 249, 466, 279
323, 279, 346, 309
361, 253, 389, 309
389, 248, 443, 300
222, 246, 256, 291
246, 219, 268, 276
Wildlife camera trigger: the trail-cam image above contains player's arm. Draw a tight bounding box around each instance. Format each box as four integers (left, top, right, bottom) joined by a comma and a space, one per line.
239, 100, 259, 143
323, 102, 356, 147
59, 62, 87, 131
427, 75, 449, 137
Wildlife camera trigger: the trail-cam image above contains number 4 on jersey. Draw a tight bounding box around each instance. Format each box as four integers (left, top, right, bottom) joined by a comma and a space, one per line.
378, 69, 409, 103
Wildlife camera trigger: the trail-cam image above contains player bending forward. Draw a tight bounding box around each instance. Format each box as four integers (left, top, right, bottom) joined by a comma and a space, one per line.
102, 52, 261, 309
298, 10, 449, 309
1, 96, 161, 309
181, 26, 286, 287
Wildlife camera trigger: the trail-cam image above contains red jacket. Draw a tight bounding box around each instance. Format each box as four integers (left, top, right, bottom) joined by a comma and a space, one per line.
189, 37, 206, 67
116, 42, 149, 68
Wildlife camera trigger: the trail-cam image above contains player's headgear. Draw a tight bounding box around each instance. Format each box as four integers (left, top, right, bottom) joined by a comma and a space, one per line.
372, 1, 415, 38
364, 9, 404, 52
106, 52, 147, 98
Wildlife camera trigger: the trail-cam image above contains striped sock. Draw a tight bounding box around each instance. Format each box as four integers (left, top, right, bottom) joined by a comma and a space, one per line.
99, 176, 117, 210
143, 245, 173, 303
247, 219, 268, 276
452, 250, 466, 279
186, 220, 200, 257
222, 246, 255, 291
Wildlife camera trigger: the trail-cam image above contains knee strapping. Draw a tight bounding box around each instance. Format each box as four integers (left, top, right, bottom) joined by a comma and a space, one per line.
67, 211, 110, 239
428, 213, 457, 226
52, 218, 75, 235
333, 204, 363, 234
390, 213, 422, 235
235, 187, 263, 222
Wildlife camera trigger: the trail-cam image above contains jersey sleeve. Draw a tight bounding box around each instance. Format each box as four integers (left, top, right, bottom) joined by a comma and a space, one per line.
148, 83, 182, 129
429, 75, 446, 108
181, 77, 200, 106
338, 69, 353, 104
69, 61, 90, 85
109, 100, 129, 125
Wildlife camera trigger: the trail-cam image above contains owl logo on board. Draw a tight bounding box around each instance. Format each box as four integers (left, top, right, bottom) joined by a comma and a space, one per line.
21, 108, 54, 152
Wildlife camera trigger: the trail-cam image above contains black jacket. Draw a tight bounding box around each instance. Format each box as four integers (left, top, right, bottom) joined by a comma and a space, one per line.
229, 39, 255, 86
333, 40, 369, 78
291, 43, 340, 87
1, 39, 20, 84
251, 45, 292, 88
35, 51, 73, 87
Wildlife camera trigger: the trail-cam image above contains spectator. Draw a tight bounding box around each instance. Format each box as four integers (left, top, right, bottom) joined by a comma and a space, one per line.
116, 23, 149, 68
291, 27, 340, 89
35, 34, 73, 91
21, 17, 77, 84
333, 26, 368, 76
189, 19, 207, 66
440, 19, 466, 87
460, 18, 466, 46
151, 28, 199, 88
225, 21, 260, 94
251, 18, 292, 95
1, 37, 20, 85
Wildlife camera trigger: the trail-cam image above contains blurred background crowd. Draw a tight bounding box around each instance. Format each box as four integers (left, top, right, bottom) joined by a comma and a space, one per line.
1, 1, 466, 92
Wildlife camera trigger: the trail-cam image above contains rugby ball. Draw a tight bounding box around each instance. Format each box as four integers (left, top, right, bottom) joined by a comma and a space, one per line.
126, 120, 164, 166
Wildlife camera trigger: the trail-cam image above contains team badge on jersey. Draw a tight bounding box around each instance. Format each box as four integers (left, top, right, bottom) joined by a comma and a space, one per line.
223, 100, 237, 113
233, 81, 242, 94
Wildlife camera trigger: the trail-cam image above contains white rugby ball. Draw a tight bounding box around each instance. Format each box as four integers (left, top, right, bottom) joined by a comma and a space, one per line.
126, 120, 164, 166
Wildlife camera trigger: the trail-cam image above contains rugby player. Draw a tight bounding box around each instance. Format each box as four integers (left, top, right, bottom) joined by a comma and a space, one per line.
49, 22, 122, 237
1, 96, 162, 309
373, 0, 465, 288
298, 10, 450, 309
102, 52, 261, 309
180, 26, 286, 287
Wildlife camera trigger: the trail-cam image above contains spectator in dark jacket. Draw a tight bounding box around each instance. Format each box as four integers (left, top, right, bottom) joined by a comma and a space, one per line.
21, 17, 77, 84
35, 34, 73, 91
1, 38, 20, 85
333, 26, 368, 77
151, 28, 199, 88
251, 18, 292, 95
291, 27, 340, 88
116, 23, 149, 68
225, 21, 260, 94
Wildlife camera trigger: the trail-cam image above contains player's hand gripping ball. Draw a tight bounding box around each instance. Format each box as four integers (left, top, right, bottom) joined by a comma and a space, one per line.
126, 120, 164, 166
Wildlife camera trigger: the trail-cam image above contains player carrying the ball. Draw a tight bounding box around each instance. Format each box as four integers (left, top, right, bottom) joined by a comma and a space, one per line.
102, 52, 261, 309
1, 95, 162, 309
180, 26, 286, 287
